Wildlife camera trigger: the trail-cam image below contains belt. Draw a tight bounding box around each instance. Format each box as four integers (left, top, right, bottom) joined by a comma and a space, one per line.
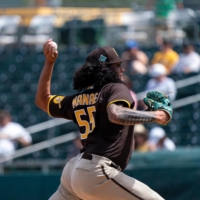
81, 153, 122, 171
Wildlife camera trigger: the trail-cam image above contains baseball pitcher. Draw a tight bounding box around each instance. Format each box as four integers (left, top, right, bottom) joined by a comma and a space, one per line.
35, 39, 172, 200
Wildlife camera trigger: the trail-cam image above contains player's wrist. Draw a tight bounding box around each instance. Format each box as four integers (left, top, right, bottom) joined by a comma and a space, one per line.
45, 59, 55, 66
155, 110, 170, 125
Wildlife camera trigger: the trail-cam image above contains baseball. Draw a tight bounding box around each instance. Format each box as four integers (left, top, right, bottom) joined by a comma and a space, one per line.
51, 41, 58, 50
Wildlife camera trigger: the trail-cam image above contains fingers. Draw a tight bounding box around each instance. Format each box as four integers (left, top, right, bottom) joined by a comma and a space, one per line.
43, 39, 52, 55
43, 38, 52, 52
43, 39, 58, 58
44, 38, 52, 46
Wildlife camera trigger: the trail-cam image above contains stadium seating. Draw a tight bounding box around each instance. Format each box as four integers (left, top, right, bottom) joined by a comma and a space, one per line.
1, 6, 200, 181
119, 10, 155, 45
20, 14, 57, 50
156, 8, 196, 44
59, 18, 105, 46
1, 40, 200, 161
0, 15, 22, 46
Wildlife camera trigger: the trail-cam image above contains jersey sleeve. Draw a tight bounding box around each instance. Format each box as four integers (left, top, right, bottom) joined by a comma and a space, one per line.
104, 83, 135, 108
48, 95, 75, 120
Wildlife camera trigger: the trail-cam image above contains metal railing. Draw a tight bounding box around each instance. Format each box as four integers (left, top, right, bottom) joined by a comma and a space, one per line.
25, 74, 200, 135
0, 132, 77, 164
26, 118, 71, 135
136, 74, 200, 100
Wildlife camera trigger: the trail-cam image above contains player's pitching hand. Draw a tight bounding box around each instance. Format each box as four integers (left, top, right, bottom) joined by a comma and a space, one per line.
43, 38, 58, 63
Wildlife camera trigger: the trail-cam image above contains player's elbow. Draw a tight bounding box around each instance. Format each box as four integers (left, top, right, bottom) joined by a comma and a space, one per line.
35, 93, 42, 108
35, 99, 42, 111
35, 94, 49, 112
107, 104, 122, 124
108, 112, 116, 123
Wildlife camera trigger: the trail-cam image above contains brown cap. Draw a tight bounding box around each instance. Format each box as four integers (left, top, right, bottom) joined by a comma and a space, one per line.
86, 46, 129, 65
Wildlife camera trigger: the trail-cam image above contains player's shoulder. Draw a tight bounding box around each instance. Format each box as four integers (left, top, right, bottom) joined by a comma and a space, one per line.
102, 82, 127, 90
104, 83, 126, 88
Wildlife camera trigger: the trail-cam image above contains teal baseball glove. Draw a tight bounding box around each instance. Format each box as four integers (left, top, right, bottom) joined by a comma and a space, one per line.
143, 91, 173, 125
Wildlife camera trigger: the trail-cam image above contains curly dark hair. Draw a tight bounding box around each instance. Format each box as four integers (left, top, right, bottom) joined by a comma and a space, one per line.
73, 62, 122, 91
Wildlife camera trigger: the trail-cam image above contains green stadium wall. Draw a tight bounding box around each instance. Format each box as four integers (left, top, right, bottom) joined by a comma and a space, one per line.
0, 148, 200, 200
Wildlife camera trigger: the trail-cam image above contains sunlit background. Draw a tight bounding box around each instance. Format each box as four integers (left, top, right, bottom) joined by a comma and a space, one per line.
0, 0, 200, 199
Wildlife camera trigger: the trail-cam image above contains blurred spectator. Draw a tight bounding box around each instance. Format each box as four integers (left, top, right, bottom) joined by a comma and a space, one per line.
66, 134, 83, 162
173, 41, 200, 74
121, 40, 149, 75
123, 74, 138, 109
145, 63, 177, 101
146, 0, 184, 40
133, 124, 153, 152
151, 39, 179, 74
0, 110, 32, 156
147, 0, 183, 20
148, 127, 176, 151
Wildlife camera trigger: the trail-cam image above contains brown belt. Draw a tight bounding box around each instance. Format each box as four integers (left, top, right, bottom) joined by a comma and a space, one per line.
81, 153, 122, 171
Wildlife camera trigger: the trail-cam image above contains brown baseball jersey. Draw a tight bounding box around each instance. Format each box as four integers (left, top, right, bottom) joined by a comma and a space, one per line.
48, 83, 135, 171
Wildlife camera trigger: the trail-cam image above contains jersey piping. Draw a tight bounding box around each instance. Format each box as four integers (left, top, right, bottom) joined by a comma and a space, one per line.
47, 95, 56, 116
107, 99, 130, 108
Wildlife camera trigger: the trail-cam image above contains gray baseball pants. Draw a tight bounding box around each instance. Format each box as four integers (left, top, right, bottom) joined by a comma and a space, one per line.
49, 153, 164, 200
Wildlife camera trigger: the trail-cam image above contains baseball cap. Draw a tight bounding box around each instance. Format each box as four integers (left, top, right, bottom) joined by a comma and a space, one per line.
149, 63, 167, 77
86, 46, 129, 65
125, 40, 139, 49
134, 124, 147, 135
148, 127, 175, 150
148, 127, 166, 144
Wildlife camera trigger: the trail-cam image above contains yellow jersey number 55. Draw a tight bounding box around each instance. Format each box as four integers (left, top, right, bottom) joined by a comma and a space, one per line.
74, 106, 96, 140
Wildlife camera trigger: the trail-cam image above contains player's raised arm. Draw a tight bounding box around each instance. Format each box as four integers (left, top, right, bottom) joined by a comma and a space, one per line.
35, 39, 58, 112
